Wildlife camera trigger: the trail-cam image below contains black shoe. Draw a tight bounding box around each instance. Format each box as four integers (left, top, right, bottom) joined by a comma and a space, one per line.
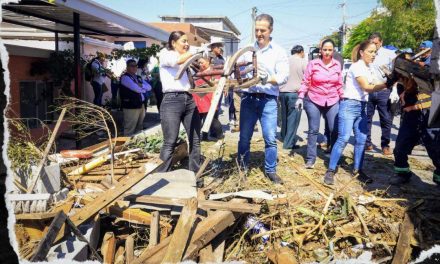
323, 170, 335, 185
324, 147, 331, 154
352, 170, 373, 184
389, 172, 412, 185
264, 171, 283, 184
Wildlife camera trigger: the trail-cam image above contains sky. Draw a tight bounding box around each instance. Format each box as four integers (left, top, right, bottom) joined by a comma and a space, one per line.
94, 0, 379, 51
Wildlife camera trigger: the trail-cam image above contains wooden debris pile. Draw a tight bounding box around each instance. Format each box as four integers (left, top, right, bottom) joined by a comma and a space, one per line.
193, 138, 440, 263
8, 117, 440, 263
10, 133, 263, 263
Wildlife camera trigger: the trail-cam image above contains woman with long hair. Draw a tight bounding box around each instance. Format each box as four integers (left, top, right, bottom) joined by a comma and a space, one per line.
296, 39, 343, 169
323, 40, 394, 185
158, 31, 201, 172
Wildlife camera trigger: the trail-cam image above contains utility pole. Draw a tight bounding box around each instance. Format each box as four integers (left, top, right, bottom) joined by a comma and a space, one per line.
180, 0, 185, 22
251, 7, 257, 44
338, 1, 347, 52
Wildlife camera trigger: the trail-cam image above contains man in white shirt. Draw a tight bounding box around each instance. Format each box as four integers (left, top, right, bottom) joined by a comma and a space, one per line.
237, 13, 289, 184
366, 32, 397, 155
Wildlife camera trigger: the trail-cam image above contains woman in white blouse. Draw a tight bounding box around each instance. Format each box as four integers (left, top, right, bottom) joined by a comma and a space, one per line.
323, 40, 394, 185
158, 31, 201, 173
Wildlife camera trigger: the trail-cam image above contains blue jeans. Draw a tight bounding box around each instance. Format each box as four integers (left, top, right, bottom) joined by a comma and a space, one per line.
366, 89, 392, 148
303, 97, 339, 163
238, 93, 278, 173
329, 99, 368, 171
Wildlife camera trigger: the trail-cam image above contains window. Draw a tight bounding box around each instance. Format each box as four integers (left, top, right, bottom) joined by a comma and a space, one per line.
19, 81, 54, 129
133, 41, 146, 49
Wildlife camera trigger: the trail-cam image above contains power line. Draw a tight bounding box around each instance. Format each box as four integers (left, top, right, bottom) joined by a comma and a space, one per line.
229, 7, 251, 19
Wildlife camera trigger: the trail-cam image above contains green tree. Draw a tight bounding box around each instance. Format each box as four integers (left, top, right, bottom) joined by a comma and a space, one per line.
343, 0, 435, 59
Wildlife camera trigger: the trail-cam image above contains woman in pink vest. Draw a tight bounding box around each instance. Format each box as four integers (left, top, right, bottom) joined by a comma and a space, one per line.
296, 39, 343, 169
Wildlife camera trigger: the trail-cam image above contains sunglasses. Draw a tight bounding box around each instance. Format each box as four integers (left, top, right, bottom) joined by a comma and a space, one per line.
128, 64, 138, 67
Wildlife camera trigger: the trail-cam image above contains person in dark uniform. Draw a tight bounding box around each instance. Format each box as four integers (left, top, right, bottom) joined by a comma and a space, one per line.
389, 51, 440, 185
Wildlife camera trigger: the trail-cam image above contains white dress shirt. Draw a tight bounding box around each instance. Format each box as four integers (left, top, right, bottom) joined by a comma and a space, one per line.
159, 48, 191, 93
241, 41, 289, 96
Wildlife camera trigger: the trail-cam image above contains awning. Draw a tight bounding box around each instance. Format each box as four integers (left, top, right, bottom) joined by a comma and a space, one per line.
1, 0, 169, 41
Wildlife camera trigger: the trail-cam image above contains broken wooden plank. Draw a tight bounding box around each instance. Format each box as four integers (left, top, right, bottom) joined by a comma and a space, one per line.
134, 236, 172, 264
196, 157, 211, 179
87, 168, 133, 175
110, 207, 152, 225
56, 164, 157, 244
131, 195, 260, 214
125, 235, 134, 264
201, 77, 227, 133
133, 199, 245, 263
101, 232, 117, 264
149, 211, 160, 248
161, 197, 198, 263
183, 200, 244, 261
55, 142, 188, 244
15, 211, 59, 220
68, 175, 124, 182
30, 211, 67, 262
392, 213, 415, 264
107, 202, 172, 229
199, 244, 215, 263
200, 210, 227, 263
28, 108, 67, 193
115, 245, 125, 264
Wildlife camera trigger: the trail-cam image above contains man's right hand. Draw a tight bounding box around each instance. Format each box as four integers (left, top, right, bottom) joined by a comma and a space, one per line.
295, 98, 303, 110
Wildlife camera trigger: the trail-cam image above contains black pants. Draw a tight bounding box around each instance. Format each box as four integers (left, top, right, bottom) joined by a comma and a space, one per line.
279, 92, 302, 149
159, 92, 201, 172
366, 89, 392, 148
394, 110, 440, 177
200, 111, 223, 139
91, 81, 103, 106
